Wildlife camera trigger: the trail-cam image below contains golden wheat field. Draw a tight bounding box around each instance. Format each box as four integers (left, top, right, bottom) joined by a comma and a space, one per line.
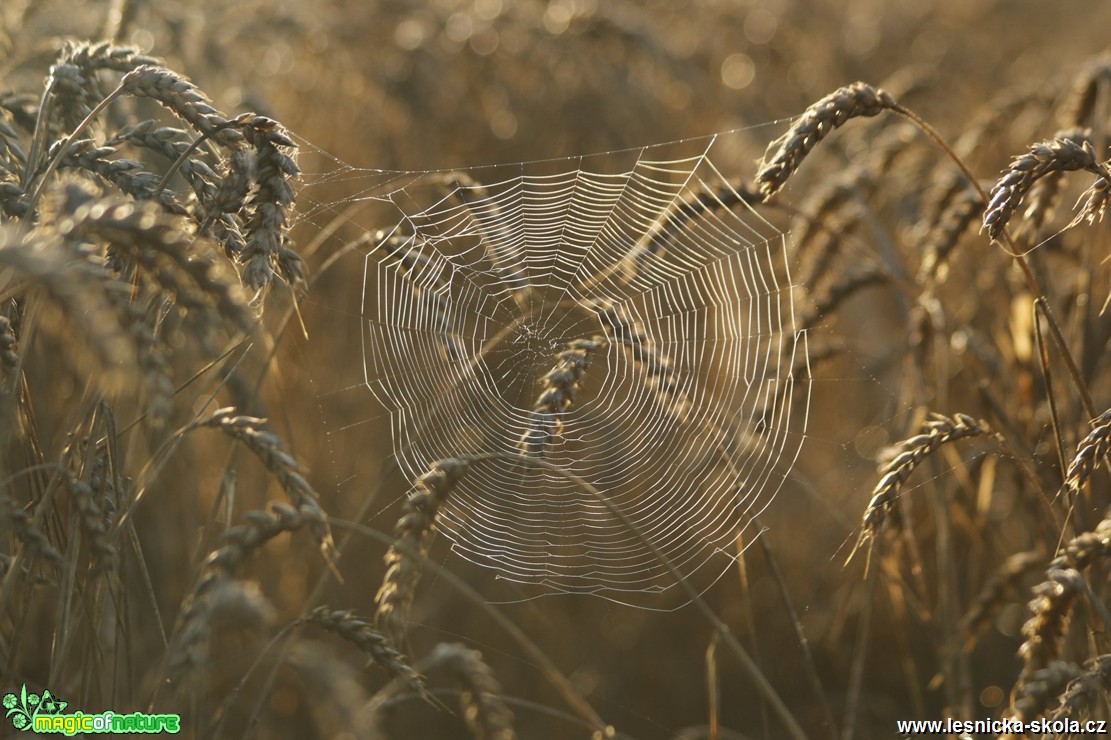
7, 1, 1111, 738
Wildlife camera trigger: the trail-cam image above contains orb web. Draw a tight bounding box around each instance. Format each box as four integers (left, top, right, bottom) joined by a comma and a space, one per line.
310, 135, 810, 603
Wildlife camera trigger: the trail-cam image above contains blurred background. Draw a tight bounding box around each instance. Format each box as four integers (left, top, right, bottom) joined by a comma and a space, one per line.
6, 0, 1111, 737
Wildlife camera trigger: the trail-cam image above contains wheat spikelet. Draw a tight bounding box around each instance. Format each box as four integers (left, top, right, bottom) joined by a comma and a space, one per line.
798, 266, 887, 332
371, 230, 463, 361
858, 412, 996, 541
0, 179, 25, 219
917, 90, 1038, 231
427, 642, 517, 740
755, 82, 898, 200
443, 172, 530, 304
53, 181, 254, 335
63, 40, 160, 75
615, 180, 760, 287
1011, 661, 1083, 722
592, 300, 690, 422
793, 181, 858, 260
105, 121, 215, 202
47, 61, 104, 135
0, 111, 24, 172
194, 408, 335, 560
0, 224, 137, 379
1062, 409, 1111, 499
982, 132, 1108, 241
518, 335, 606, 457
302, 606, 426, 697
55, 139, 186, 215
793, 123, 914, 258
1018, 127, 1093, 238
918, 187, 982, 283
56, 416, 123, 580
1003, 518, 1111, 689
2, 497, 63, 566
1061, 54, 1111, 127
238, 115, 302, 295
261, 644, 376, 740
1050, 655, 1111, 722
204, 149, 255, 229
1017, 567, 1085, 680
374, 458, 470, 644
59, 467, 116, 575
169, 502, 310, 678
1072, 176, 1111, 226
49, 42, 160, 131
101, 287, 174, 423
1058, 516, 1111, 571
0, 312, 16, 372
119, 65, 245, 150
960, 550, 1044, 647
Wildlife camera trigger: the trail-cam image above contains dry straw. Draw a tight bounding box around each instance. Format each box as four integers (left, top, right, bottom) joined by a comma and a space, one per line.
1060, 54, 1111, 127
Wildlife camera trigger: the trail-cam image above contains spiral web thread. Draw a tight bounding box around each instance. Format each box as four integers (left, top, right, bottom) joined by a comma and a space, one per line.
322, 135, 810, 603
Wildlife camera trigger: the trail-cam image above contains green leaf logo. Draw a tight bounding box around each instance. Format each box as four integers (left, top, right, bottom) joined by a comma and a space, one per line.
3, 684, 37, 730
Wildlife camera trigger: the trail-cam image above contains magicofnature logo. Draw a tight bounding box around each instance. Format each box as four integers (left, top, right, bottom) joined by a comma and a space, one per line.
4, 684, 180, 735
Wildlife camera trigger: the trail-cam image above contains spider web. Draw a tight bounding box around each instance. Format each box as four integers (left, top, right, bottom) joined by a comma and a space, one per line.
295, 133, 812, 606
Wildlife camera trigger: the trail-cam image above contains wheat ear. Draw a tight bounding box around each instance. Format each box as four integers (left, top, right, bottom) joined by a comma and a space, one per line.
755, 82, 897, 200
374, 458, 470, 643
